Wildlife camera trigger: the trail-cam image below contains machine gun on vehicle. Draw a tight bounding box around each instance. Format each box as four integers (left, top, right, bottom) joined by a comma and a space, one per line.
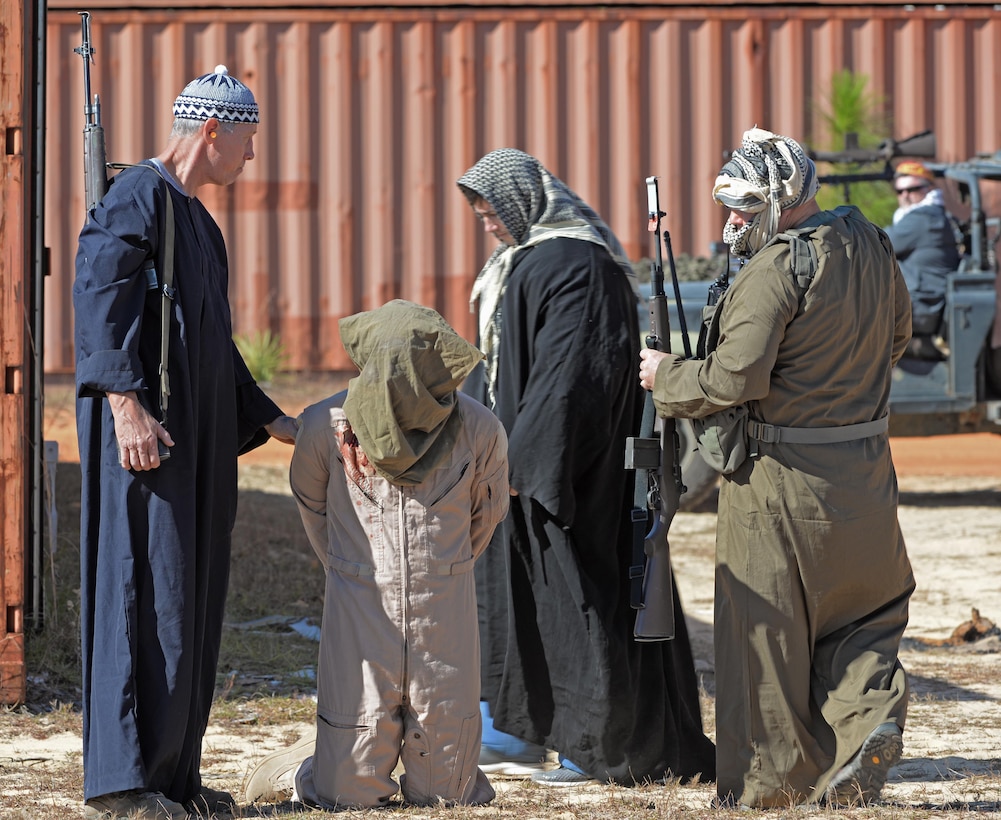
804, 130, 1001, 433
810, 130, 937, 198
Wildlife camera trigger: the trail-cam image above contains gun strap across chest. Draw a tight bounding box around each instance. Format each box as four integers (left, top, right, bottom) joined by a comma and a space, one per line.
702, 216, 831, 357
158, 189, 175, 427
112, 162, 175, 426
724, 208, 890, 451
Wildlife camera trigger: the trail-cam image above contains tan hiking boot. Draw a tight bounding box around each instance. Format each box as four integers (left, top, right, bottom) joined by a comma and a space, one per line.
826, 722, 903, 806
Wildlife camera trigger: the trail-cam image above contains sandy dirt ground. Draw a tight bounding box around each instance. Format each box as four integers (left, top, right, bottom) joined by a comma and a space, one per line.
3, 379, 999, 816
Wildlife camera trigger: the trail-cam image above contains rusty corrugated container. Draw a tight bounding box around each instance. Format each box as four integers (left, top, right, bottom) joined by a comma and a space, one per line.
1, 0, 35, 706
43, 4, 1001, 372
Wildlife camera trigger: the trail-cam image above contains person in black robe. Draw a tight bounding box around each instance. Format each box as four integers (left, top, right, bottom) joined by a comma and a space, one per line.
456, 149, 715, 786
74, 67, 297, 820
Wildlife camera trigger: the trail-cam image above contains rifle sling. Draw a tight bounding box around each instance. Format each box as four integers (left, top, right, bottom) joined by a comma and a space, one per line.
111, 162, 175, 427
629, 392, 659, 610
158, 190, 174, 427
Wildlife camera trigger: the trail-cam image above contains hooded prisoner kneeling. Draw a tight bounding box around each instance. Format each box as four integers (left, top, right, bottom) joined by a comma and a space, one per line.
247, 300, 510, 809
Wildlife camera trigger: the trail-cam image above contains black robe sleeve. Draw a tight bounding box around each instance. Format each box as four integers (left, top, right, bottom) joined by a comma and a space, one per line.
496, 237, 640, 526
232, 341, 283, 454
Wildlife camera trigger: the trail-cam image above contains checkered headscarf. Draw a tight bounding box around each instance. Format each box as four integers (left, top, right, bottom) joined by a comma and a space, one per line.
457, 148, 635, 406
713, 127, 819, 258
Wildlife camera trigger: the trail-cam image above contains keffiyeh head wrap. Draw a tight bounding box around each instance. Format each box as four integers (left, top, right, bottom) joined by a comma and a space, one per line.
457, 148, 636, 406
339, 300, 484, 486
713, 127, 820, 258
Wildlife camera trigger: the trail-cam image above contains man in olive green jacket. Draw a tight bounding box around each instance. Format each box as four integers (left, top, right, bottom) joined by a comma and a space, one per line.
639, 128, 915, 808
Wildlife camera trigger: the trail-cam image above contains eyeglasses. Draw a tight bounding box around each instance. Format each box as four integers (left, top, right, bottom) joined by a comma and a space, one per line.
895, 185, 929, 195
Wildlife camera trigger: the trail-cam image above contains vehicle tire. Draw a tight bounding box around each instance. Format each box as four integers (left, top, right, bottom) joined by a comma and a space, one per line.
985, 331, 1001, 397
677, 418, 719, 511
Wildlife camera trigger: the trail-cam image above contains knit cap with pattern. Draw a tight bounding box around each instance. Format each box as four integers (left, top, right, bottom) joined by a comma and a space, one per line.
173, 65, 259, 124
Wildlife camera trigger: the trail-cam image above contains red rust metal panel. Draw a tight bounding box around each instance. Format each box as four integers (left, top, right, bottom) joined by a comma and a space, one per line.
49, 0, 996, 8
0, 0, 30, 706
41, 6, 1001, 373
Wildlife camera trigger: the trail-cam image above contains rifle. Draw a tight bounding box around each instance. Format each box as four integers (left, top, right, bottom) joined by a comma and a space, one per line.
698, 243, 740, 359
74, 13, 173, 459
624, 176, 687, 642
74, 12, 110, 215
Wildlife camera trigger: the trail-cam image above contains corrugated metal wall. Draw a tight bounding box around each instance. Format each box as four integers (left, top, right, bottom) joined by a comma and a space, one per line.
44, 5, 1001, 372
1, 0, 37, 706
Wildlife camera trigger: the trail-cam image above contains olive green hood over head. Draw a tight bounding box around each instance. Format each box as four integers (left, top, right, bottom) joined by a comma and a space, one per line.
340, 299, 484, 486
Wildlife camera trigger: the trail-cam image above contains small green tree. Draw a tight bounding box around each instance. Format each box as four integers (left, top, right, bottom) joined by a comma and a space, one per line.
813, 70, 898, 228
234, 329, 289, 384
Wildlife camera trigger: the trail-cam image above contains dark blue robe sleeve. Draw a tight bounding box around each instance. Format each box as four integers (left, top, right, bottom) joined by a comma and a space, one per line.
74, 170, 165, 399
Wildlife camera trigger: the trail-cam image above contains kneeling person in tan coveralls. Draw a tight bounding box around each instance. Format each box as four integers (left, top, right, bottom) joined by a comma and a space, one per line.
245, 300, 509, 808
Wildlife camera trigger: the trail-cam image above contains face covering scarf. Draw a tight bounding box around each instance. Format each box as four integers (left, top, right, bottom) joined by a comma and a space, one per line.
713, 127, 819, 259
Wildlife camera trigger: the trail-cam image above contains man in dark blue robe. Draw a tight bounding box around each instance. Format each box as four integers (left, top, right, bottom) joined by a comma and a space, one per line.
74, 66, 297, 820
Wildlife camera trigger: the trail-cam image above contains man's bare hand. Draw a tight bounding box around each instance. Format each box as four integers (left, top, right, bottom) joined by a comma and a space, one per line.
108, 391, 173, 471
266, 415, 300, 445
639, 348, 671, 392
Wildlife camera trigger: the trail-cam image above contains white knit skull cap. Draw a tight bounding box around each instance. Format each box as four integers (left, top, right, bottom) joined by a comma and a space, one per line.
172, 65, 259, 124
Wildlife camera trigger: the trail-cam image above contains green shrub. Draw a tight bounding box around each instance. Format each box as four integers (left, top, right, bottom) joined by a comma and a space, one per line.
234, 329, 289, 384
812, 70, 898, 228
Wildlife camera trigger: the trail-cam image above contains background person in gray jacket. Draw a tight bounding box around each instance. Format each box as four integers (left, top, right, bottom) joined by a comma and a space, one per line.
885, 160, 961, 358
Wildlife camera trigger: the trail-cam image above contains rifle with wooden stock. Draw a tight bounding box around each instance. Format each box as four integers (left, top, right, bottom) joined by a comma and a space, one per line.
74, 13, 173, 459
624, 176, 688, 641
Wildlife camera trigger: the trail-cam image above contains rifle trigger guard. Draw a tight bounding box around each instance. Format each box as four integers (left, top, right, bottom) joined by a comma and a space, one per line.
646, 487, 661, 510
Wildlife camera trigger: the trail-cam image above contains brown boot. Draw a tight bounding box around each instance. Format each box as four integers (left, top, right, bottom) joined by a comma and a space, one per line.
826, 722, 903, 806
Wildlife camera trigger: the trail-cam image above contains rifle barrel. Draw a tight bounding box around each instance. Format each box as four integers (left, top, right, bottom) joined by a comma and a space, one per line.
76, 11, 109, 214
75, 13, 97, 124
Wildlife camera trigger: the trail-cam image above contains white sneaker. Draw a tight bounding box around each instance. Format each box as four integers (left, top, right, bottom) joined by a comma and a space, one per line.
244, 729, 316, 803
478, 745, 547, 776
530, 766, 595, 786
